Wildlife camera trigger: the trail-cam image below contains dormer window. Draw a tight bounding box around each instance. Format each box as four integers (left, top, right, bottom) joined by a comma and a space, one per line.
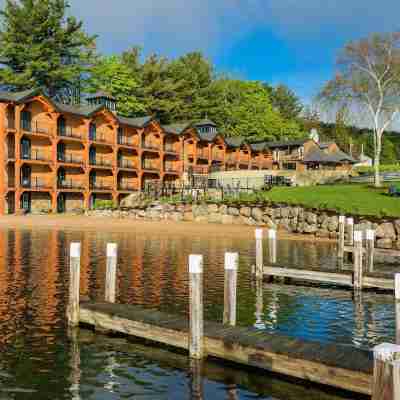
196, 119, 217, 134
86, 91, 117, 112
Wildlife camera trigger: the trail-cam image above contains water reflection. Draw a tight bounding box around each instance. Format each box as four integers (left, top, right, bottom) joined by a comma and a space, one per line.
0, 226, 394, 399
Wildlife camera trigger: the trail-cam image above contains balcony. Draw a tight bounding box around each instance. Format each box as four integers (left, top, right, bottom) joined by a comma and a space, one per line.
90, 157, 113, 168
212, 152, 224, 161
142, 160, 160, 171
118, 136, 137, 147
58, 127, 83, 140
21, 177, 52, 190
197, 148, 209, 159
21, 121, 53, 136
164, 164, 180, 173
57, 153, 84, 165
90, 132, 114, 145
226, 155, 237, 164
90, 181, 113, 191
164, 143, 180, 154
142, 141, 161, 151
118, 159, 137, 170
58, 179, 85, 190
22, 150, 52, 163
6, 149, 15, 160
118, 182, 137, 191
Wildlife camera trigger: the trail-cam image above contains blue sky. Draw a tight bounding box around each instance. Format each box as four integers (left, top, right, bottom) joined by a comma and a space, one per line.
2, 0, 400, 103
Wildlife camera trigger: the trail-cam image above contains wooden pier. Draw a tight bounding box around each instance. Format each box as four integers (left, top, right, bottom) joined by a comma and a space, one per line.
67, 239, 400, 400
79, 301, 373, 396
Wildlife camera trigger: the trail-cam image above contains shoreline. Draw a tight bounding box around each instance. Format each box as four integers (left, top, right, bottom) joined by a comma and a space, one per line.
0, 215, 334, 242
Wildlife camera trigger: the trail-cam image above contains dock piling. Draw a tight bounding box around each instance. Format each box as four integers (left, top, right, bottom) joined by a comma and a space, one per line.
372, 343, 400, 400
365, 229, 375, 273
223, 252, 238, 326
255, 229, 264, 278
67, 242, 81, 327
396, 274, 400, 345
268, 229, 277, 264
338, 215, 345, 260
189, 254, 204, 359
353, 231, 363, 290
346, 218, 354, 246
105, 243, 118, 303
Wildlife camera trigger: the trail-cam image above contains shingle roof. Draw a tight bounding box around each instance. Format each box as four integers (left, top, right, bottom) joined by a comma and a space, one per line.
0, 88, 41, 103
264, 139, 309, 149
304, 148, 356, 164
86, 91, 116, 101
224, 136, 247, 148
117, 115, 154, 128
54, 102, 103, 117
249, 142, 267, 151
162, 123, 191, 135
194, 119, 217, 127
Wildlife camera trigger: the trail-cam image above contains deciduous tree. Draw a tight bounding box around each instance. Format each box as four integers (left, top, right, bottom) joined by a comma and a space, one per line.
320, 32, 400, 186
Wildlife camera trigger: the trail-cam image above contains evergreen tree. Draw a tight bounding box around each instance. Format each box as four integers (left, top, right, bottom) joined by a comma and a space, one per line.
266, 83, 303, 120
0, 0, 97, 100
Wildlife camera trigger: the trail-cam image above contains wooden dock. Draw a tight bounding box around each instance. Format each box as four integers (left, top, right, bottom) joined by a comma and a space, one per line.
79, 301, 373, 396
261, 266, 395, 290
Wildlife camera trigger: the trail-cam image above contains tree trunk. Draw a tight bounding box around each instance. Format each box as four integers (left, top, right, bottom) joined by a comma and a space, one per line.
374, 133, 382, 187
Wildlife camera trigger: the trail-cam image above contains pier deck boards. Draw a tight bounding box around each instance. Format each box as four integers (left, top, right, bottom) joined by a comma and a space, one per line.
261, 266, 394, 290
80, 301, 373, 395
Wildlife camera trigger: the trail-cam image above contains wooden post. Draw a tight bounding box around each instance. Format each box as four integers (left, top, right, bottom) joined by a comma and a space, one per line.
338, 215, 345, 259
396, 274, 400, 345
189, 254, 204, 359
68, 327, 81, 399
255, 229, 263, 278
366, 229, 375, 273
223, 252, 238, 326
353, 231, 363, 290
189, 359, 204, 400
268, 228, 277, 264
105, 243, 118, 303
372, 343, 400, 400
67, 242, 81, 327
346, 217, 354, 246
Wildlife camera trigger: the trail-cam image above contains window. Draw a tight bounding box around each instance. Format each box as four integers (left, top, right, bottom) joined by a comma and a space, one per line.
89, 122, 96, 141
21, 111, 31, 131
57, 116, 66, 136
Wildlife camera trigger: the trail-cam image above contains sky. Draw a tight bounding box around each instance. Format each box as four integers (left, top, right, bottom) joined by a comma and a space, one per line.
2, 0, 400, 104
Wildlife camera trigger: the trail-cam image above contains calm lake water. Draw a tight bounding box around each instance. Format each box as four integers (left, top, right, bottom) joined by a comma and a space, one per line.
0, 225, 396, 399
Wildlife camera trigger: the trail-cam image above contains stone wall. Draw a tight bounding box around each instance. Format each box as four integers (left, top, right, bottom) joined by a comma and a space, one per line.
86, 202, 400, 250
209, 169, 353, 187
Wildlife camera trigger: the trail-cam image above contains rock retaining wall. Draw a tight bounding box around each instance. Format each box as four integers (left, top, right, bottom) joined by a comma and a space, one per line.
86, 203, 400, 250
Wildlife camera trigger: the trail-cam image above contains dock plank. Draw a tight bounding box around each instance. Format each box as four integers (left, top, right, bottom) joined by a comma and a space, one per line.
80, 301, 373, 395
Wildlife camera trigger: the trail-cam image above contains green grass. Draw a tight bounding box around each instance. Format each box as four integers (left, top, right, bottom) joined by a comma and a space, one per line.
266, 182, 400, 218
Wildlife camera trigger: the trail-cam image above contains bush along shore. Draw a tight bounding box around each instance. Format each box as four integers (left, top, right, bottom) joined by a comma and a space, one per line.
85, 200, 400, 250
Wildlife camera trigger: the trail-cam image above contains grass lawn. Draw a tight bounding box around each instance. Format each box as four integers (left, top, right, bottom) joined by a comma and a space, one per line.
266, 182, 400, 218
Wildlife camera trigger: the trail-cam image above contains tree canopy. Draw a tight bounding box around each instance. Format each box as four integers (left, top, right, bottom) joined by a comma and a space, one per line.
0, 0, 96, 101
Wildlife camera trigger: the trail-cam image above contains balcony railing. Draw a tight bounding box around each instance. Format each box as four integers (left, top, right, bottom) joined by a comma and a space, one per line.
164, 164, 180, 173
118, 182, 137, 191
21, 177, 52, 190
57, 153, 84, 165
164, 143, 179, 154
22, 150, 52, 162
118, 136, 137, 147
226, 155, 237, 164
197, 148, 209, 159
22, 121, 52, 135
90, 132, 114, 144
212, 152, 224, 161
58, 179, 85, 190
58, 127, 83, 140
90, 181, 113, 191
142, 141, 160, 151
90, 157, 113, 168
142, 161, 160, 171
118, 159, 137, 170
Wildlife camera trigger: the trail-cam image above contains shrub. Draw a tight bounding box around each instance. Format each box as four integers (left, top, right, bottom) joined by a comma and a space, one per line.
356, 163, 400, 174
93, 199, 116, 210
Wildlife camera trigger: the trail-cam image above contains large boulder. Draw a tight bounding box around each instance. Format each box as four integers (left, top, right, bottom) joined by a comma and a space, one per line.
306, 212, 318, 225
228, 207, 240, 216
240, 207, 251, 217
303, 223, 318, 234
120, 192, 142, 208
376, 223, 396, 239
207, 204, 219, 213
251, 207, 263, 222
376, 238, 393, 249
394, 220, 400, 236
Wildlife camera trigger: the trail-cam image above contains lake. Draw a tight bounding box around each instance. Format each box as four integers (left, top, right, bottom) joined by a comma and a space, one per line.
0, 222, 395, 399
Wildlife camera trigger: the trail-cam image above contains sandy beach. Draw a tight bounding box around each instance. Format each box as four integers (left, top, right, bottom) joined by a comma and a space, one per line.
0, 215, 333, 242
